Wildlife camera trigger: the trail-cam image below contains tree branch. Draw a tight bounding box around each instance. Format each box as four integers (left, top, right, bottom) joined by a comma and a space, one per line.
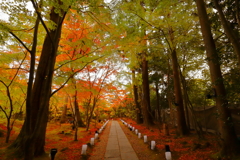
54, 48, 101, 71
30, 0, 54, 45
51, 56, 104, 97
9, 32, 31, 53
8, 51, 27, 87
0, 105, 9, 119
131, 12, 172, 51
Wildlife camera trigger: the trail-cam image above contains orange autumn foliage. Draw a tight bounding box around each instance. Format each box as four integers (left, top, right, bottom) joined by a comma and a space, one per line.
56, 10, 92, 64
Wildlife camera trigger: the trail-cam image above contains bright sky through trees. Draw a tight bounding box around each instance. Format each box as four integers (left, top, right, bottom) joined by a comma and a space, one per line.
0, 11, 8, 21
104, 0, 112, 3
0, 0, 34, 21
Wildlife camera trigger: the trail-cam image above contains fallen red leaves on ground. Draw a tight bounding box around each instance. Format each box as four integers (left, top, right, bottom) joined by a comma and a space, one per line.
121, 118, 224, 160
0, 120, 102, 160
44, 122, 102, 160
0, 119, 235, 160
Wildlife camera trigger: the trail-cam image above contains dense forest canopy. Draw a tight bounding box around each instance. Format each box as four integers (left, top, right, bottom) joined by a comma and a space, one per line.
0, 0, 240, 159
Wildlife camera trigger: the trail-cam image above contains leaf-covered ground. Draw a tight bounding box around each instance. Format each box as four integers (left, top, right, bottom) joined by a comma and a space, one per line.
0, 118, 239, 160
120, 118, 237, 160
0, 119, 103, 160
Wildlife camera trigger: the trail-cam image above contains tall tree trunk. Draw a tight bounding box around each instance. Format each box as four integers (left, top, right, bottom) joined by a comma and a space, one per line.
179, 71, 190, 130
180, 70, 204, 138
86, 97, 97, 131
25, 7, 40, 137
8, 5, 66, 159
5, 116, 12, 143
73, 93, 85, 127
69, 96, 79, 141
171, 49, 189, 136
60, 97, 68, 123
142, 52, 154, 127
72, 77, 85, 127
138, 84, 144, 121
196, 0, 240, 156
213, 0, 240, 67
166, 58, 172, 124
155, 81, 162, 123
132, 70, 143, 124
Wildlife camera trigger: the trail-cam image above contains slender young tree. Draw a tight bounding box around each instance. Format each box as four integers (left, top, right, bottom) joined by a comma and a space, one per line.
0, 52, 27, 143
84, 63, 115, 131
72, 78, 85, 127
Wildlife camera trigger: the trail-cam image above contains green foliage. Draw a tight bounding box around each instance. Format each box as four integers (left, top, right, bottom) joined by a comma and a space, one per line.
224, 69, 240, 104
0, 21, 11, 44
187, 79, 214, 107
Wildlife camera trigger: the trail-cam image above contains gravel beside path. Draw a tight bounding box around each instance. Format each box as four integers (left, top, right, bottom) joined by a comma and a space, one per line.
88, 120, 111, 160
119, 121, 165, 160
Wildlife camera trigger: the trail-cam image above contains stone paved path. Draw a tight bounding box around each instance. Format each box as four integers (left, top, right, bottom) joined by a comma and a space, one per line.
104, 120, 139, 160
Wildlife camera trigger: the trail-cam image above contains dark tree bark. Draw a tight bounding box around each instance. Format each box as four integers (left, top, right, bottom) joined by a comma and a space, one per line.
154, 81, 162, 123
142, 52, 154, 127
8, 4, 67, 159
69, 95, 79, 141
86, 97, 97, 131
196, 0, 240, 156
132, 70, 143, 124
72, 78, 85, 128
74, 97, 85, 127
166, 58, 173, 124
171, 49, 189, 136
60, 97, 68, 123
179, 66, 190, 130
